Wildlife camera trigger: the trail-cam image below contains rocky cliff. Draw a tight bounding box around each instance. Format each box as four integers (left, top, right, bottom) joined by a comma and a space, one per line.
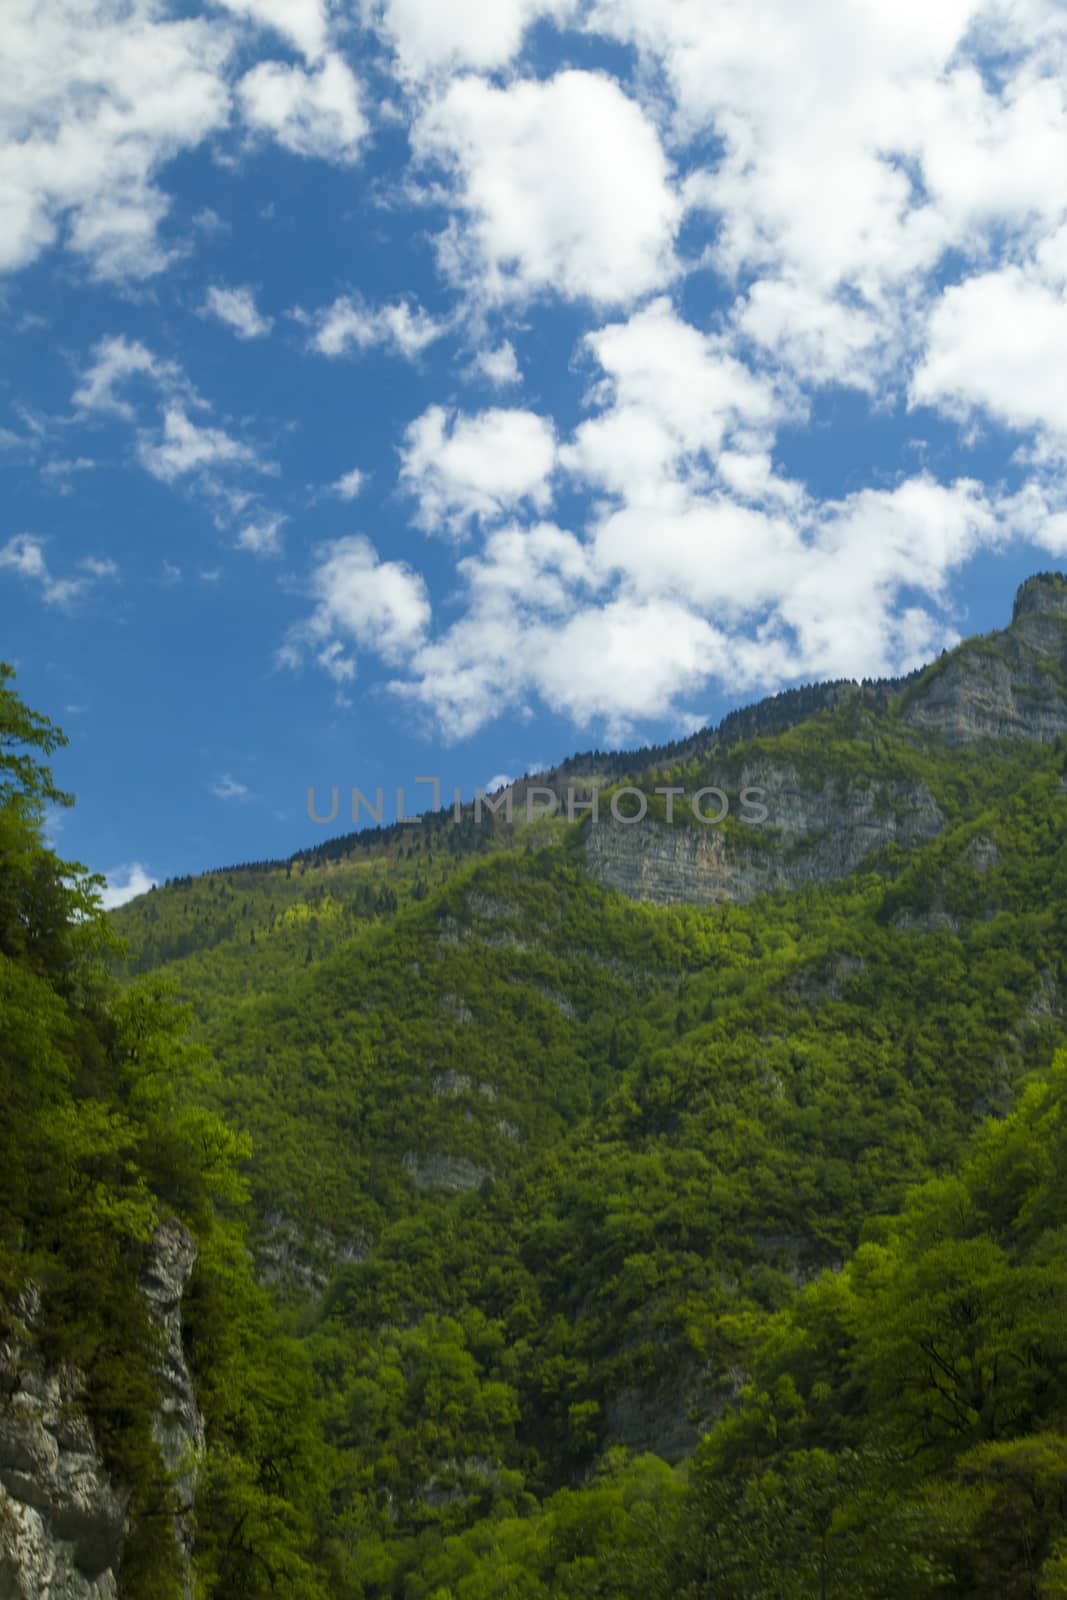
582, 576, 1067, 908
584, 763, 945, 907
139, 1220, 205, 1586
901, 575, 1067, 746
0, 1222, 203, 1600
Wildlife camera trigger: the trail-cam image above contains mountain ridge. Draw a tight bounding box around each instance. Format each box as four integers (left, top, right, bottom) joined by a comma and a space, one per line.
176, 571, 1067, 887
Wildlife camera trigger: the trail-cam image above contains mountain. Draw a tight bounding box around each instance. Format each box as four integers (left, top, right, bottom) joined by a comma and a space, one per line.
4, 573, 1067, 1598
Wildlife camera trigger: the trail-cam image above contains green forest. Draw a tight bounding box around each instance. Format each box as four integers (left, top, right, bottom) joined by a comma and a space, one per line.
4, 610, 1067, 1597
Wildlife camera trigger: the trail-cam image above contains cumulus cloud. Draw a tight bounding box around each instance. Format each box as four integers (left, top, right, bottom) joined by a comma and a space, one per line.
203, 284, 273, 339
137, 406, 265, 483
1, 0, 232, 279
282, 534, 432, 684
212, 774, 250, 801
400, 405, 557, 536
327, 468, 366, 499
72, 338, 278, 529
236, 513, 286, 555
563, 297, 790, 503
10, 0, 1067, 754
414, 69, 681, 305
0, 534, 118, 608
378, 0, 575, 76
390, 471, 999, 740
217, 0, 330, 61
73, 337, 190, 420
238, 54, 367, 162
586, 0, 1067, 391
79, 556, 119, 579
396, 587, 729, 742
99, 863, 157, 910
301, 296, 445, 358
0, 0, 378, 279
468, 341, 521, 388
911, 263, 1067, 451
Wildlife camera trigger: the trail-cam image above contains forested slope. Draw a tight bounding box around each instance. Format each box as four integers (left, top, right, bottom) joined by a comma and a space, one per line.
5, 575, 1067, 1596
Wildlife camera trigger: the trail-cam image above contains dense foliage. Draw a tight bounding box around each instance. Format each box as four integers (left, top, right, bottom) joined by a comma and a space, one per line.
6, 592, 1067, 1596
0, 665, 340, 1595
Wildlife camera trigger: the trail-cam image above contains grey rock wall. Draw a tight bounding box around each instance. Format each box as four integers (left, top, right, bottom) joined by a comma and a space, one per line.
0, 1222, 204, 1600
584, 763, 945, 908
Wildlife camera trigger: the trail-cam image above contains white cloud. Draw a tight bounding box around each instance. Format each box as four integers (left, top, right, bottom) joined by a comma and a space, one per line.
562, 297, 790, 502
388, 519, 594, 735
0, 0, 232, 279
237, 513, 286, 555
378, 0, 575, 76
462, 521, 592, 613
400, 404, 557, 536
397, 588, 729, 743
528, 598, 731, 733
773, 475, 997, 681
73, 336, 189, 420
137, 406, 264, 483
414, 69, 681, 305
328, 468, 366, 499
99, 863, 157, 910
377, 295, 1006, 739
911, 264, 1067, 449
73, 338, 279, 531
737, 278, 886, 393
216, 0, 330, 61
590, 494, 801, 613
212, 774, 250, 800
0, 535, 48, 583
238, 53, 367, 162
283, 534, 432, 682
994, 481, 1067, 557
468, 341, 521, 388
79, 556, 119, 579
384, 464, 1001, 739
204, 284, 273, 339
41, 458, 97, 493
302, 296, 445, 358
588, 0, 1067, 390
0, 534, 117, 608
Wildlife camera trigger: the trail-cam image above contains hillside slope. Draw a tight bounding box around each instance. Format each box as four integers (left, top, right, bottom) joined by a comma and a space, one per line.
91, 577, 1067, 1595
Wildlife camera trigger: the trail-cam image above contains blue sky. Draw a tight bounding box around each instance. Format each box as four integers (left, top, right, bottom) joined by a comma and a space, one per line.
2, 0, 1066, 900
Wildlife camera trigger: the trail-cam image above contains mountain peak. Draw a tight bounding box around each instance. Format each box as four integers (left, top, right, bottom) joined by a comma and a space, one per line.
1012, 571, 1067, 623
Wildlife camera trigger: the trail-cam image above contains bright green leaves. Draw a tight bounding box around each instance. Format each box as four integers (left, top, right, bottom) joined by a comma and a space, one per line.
0, 659, 71, 814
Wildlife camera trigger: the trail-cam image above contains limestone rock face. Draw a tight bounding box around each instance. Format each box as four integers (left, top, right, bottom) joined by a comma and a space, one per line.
401, 1152, 492, 1191
901, 579, 1067, 746
140, 1219, 205, 1581
583, 577, 1067, 909
0, 1289, 126, 1600
584, 764, 945, 908
0, 1222, 204, 1600
257, 1210, 369, 1297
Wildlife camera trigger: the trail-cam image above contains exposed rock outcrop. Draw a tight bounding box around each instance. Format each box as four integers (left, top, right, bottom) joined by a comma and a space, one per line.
140, 1219, 205, 1583
584, 766, 945, 908
257, 1211, 369, 1297
901, 577, 1067, 746
602, 1362, 745, 1462
582, 578, 1067, 909
401, 1152, 492, 1191
0, 1287, 126, 1600
0, 1222, 204, 1600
